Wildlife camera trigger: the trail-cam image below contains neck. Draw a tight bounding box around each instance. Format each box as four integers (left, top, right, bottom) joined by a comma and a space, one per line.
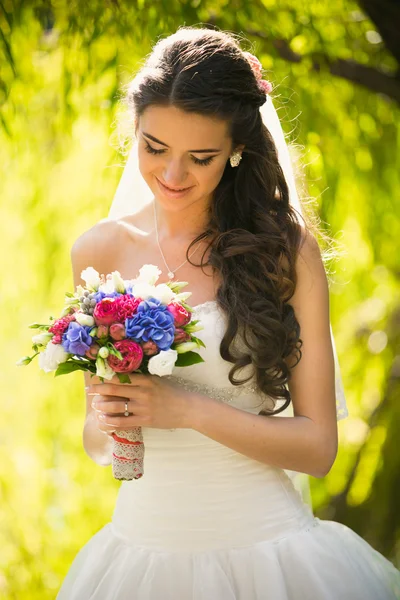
152, 198, 210, 243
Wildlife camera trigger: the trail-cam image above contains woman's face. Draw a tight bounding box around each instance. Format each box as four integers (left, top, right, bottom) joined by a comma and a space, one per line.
136, 105, 242, 211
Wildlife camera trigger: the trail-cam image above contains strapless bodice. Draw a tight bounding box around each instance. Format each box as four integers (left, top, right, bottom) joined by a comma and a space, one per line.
111, 301, 316, 551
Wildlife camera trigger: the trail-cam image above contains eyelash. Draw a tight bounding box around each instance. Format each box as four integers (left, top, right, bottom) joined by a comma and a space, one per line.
144, 142, 215, 166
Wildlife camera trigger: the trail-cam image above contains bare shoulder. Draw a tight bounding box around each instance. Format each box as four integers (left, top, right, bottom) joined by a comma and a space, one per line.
288, 226, 327, 308
70, 217, 127, 287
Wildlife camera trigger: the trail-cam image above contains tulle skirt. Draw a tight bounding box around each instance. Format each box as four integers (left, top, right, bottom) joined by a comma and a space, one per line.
57, 517, 400, 599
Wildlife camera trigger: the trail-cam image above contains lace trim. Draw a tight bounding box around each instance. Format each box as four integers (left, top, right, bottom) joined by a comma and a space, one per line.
164, 375, 261, 405
191, 301, 349, 421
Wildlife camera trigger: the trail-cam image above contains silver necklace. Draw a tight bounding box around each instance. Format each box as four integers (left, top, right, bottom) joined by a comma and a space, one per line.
153, 201, 202, 279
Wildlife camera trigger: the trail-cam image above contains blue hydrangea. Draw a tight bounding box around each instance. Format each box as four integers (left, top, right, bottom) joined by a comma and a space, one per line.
125, 297, 175, 351
93, 290, 123, 303
62, 322, 93, 356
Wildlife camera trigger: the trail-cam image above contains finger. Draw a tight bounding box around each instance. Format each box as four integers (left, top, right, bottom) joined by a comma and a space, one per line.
88, 383, 149, 399
97, 412, 151, 428
92, 399, 145, 415
87, 375, 151, 396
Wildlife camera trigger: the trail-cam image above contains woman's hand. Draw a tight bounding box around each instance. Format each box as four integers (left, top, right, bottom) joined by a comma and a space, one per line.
86, 373, 196, 433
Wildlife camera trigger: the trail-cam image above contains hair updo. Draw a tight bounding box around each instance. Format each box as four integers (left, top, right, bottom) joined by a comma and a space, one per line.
123, 26, 314, 416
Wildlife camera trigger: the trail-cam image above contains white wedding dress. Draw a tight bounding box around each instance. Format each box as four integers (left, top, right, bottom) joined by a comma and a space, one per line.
57, 300, 400, 599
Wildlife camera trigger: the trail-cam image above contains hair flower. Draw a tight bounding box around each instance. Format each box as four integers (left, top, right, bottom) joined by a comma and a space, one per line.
243, 51, 273, 95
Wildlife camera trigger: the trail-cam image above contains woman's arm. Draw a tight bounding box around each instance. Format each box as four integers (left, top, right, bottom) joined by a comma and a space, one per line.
190, 231, 338, 479
70, 219, 119, 466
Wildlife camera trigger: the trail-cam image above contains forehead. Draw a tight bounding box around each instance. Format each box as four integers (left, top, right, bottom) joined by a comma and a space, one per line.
138, 105, 231, 147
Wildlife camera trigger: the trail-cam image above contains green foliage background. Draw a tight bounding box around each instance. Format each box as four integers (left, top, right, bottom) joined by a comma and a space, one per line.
1, 1, 399, 596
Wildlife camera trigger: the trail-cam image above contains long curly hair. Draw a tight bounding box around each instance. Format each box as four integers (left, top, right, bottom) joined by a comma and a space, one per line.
122, 26, 331, 416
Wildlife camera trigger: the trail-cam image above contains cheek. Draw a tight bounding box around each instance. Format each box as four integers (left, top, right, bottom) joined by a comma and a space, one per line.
138, 151, 157, 175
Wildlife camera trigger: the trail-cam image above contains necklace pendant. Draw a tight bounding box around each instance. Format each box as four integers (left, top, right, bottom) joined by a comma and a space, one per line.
168, 271, 175, 279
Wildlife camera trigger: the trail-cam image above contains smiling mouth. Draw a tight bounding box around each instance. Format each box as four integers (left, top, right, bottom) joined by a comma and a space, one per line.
157, 178, 192, 192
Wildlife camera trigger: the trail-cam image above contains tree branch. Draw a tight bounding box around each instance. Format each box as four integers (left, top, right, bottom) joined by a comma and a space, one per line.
248, 31, 400, 104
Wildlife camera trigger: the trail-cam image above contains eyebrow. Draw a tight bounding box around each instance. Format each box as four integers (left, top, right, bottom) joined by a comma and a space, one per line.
142, 132, 222, 154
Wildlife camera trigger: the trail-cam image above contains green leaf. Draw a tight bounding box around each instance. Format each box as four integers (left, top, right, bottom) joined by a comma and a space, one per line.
54, 362, 87, 376
116, 373, 131, 383
64, 291, 75, 298
181, 301, 193, 312
175, 351, 205, 367
190, 336, 206, 349
28, 323, 50, 329
107, 343, 123, 360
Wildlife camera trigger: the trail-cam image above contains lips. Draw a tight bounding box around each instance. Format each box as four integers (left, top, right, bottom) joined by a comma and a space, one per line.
156, 178, 192, 192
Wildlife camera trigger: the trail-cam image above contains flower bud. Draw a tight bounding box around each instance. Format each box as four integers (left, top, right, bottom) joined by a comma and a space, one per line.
97, 324, 109, 338
175, 341, 199, 354
98, 346, 110, 359
31, 332, 53, 346
16, 356, 32, 366
173, 328, 190, 343
85, 343, 100, 359
141, 341, 158, 356
111, 270, 126, 294
109, 323, 126, 341
75, 312, 95, 327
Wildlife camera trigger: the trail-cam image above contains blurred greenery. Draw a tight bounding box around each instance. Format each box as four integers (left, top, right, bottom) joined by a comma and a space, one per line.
1, 0, 399, 597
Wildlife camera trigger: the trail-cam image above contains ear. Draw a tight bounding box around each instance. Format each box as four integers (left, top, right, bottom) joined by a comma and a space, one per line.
234, 144, 245, 154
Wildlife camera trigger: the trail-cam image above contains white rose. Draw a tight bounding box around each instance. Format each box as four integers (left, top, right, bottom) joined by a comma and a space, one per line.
111, 270, 126, 294
38, 342, 69, 373
95, 356, 115, 380
134, 264, 161, 286
81, 267, 101, 291
32, 332, 53, 346
131, 282, 157, 300
74, 313, 95, 327
152, 283, 175, 305
148, 349, 178, 376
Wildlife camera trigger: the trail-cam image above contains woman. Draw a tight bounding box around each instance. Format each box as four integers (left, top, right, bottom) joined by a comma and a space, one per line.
57, 26, 400, 599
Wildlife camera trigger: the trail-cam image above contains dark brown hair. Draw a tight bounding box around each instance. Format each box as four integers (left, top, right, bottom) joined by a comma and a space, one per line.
122, 26, 333, 416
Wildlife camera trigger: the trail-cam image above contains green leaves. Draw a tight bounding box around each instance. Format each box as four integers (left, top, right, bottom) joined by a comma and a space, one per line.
175, 351, 205, 367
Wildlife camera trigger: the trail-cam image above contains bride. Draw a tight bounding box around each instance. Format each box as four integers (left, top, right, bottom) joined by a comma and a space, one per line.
57, 26, 400, 599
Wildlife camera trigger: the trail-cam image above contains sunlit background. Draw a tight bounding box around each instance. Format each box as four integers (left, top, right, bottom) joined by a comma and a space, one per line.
1, 1, 399, 597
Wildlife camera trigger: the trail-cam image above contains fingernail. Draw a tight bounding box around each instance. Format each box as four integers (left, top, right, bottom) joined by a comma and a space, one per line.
91, 402, 97, 409
99, 414, 106, 420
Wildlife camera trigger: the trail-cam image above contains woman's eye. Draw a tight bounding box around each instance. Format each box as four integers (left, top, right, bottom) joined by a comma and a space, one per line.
144, 142, 165, 155
192, 155, 215, 166
144, 142, 215, 167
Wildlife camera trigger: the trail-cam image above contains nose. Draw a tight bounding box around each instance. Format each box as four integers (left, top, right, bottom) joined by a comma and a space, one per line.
162, 158, 189, 188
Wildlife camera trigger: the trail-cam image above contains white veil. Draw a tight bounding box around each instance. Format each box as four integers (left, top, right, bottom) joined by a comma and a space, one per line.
108, 92, 348, 503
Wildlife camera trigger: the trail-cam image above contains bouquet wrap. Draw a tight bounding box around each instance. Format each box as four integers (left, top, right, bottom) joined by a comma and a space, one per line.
111, 429, 144, 480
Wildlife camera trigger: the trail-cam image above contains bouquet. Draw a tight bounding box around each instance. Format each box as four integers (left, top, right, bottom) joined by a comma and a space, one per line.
17, 264, 205, 480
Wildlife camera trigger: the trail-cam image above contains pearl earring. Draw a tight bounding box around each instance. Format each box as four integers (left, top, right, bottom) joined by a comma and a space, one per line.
230, 151, 242, 168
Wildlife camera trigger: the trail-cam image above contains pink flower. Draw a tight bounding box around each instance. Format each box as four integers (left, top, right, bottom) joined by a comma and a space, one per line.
141, 341, 158, 356
166, 302, 191, 327
107, 339, 143, 373
258, 79, 273, 94
174, 328, 190, 343
114, 295, 142, 321
85, 343, 100, 359
243, 51, 273, 95
49, 313, 76, 337
93, 298, 120, 326
110, 323, 126, 341
243, 51, 263, 79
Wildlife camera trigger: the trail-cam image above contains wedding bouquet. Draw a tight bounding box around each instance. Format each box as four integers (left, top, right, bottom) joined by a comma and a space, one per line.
17, 264, 205, 480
